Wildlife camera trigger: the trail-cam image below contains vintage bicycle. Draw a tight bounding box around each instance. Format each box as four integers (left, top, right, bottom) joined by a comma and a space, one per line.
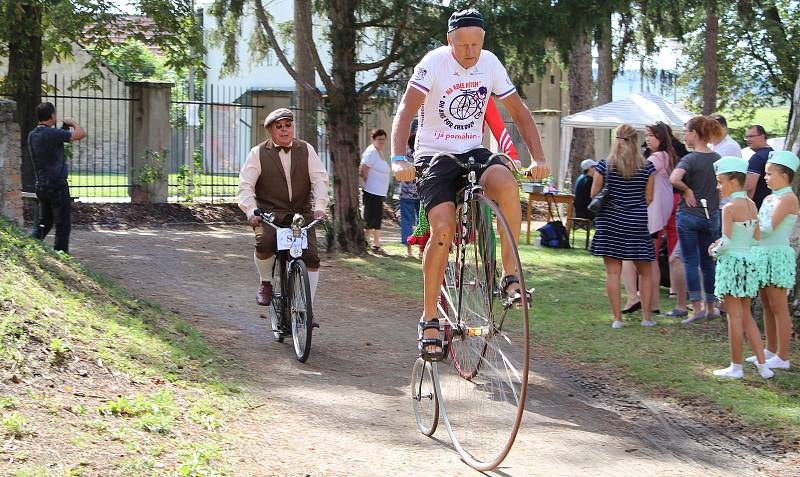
410, 152, 532, 471
255, 209, 324, 363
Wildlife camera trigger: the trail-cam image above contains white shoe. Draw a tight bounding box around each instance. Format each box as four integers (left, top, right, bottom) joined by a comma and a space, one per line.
712, 363, 743, 379
745, 350, 776, 363
640, 320, 657, 327
755, 363, 775, 379
611, 320, 625, 329
765, 356, 791, 369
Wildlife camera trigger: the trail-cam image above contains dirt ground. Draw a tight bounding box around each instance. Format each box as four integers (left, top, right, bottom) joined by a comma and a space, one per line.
67, 224, 797, 477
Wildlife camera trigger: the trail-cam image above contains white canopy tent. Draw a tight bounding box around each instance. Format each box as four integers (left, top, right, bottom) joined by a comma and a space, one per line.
559, 92, 696, 187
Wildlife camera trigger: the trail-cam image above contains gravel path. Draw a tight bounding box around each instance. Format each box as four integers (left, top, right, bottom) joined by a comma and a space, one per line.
69, 225, 790, 476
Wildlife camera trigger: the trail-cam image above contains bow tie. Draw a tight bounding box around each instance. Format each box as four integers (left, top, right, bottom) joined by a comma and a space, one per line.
276, 145, 292, 153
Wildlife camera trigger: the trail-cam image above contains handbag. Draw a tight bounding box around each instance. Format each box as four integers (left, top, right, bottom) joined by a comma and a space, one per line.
537, 193, 570, 248
587, 162, 610, 214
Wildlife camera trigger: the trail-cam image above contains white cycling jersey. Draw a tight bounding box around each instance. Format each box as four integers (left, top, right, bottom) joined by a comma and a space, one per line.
409, 46, 517, 159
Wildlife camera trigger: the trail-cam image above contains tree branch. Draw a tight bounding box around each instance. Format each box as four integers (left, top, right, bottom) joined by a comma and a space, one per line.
252, 0, 326, 97
742, 29, 785, 99
356, 6, 409, 99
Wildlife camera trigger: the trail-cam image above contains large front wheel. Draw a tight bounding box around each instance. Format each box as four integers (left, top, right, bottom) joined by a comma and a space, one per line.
435, 192, 531, 471
288, 260, 313, 362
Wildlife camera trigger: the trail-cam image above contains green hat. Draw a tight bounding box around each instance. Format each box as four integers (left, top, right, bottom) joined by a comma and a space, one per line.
767, 150, 800, 172
713, 156, 748, 175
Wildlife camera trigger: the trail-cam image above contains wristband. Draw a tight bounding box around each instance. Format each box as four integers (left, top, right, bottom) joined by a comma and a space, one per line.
391, 155, 407, 162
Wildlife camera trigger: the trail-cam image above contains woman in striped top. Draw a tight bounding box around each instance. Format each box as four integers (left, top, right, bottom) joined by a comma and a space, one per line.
590, 124, 656, 329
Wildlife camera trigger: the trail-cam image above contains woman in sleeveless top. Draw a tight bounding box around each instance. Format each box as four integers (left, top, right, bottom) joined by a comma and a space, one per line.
708, 157, 773, 379
750, 151, 800, 371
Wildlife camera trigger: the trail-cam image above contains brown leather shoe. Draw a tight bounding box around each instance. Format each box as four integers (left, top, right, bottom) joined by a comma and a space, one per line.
256, 281, 273, 306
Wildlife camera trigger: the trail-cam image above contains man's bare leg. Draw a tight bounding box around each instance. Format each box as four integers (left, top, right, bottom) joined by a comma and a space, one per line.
420, 202, 456, 351
480, 164, 522, 291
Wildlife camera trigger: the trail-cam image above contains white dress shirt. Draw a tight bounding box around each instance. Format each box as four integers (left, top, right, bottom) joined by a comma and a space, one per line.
238, 141, 329, 218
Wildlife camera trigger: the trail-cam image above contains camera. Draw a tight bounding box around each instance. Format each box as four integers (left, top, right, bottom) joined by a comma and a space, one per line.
61, 122, 70, 130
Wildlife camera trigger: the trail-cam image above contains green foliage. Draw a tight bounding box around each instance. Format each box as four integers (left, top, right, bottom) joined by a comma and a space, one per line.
48, 337, 70, 366
138, 149, 168, 186
176, 149, 205, 202
2, 411, 27, 438
175, 442, 224, 477
103, 39, 170, 82
677, 1, 799, 112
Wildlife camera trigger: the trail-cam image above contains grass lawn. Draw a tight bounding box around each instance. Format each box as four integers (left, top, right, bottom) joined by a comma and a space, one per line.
337, 229, 800, 441
67, 173, 238, 199
726, 106, 790, 140
0, 218, 264, 475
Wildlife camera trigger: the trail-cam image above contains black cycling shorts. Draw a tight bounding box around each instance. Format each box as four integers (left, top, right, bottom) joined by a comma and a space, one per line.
415, 148, 509, 214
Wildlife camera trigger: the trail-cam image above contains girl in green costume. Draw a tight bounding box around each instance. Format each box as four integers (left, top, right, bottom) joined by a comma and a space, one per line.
709, 157, 773, 379
749, 151, 800, 372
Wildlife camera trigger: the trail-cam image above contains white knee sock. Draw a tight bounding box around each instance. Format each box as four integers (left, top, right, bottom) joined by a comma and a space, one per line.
254, 251, 275, 282
308, 271, 320, 301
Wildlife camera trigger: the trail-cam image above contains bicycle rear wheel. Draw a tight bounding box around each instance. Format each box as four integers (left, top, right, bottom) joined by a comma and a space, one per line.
435, 192, 530, 471
410, 358, 439, 437
288, 260, 313, 362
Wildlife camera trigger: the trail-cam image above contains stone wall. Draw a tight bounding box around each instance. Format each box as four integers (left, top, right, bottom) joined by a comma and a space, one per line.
0, 100, 23, 225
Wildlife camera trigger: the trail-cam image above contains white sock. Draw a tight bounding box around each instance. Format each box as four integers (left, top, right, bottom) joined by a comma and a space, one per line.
308, 271, 319, 301
254, 252, 275, 283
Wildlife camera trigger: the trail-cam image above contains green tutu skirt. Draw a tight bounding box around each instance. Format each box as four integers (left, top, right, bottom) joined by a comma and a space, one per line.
714, 254, 759, 298
753, 246, 796, 289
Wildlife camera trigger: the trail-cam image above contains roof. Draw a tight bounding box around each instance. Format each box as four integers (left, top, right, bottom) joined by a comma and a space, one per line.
561, 92, 696, 130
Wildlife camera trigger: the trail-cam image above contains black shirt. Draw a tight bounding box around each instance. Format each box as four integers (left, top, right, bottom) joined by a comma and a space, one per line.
27, 125, 72, 184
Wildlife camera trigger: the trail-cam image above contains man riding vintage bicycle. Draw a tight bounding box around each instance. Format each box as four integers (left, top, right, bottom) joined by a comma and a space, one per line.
391, 8, 549, 361
238, 108, 329, 320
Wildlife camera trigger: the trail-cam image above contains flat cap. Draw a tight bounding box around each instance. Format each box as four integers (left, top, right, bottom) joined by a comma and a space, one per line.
264, 108, 294, 128
448, 9, 485, 33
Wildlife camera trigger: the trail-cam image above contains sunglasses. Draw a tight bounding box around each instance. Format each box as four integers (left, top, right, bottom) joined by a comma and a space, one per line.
616, 136, 631, 141
273, 121, 293, 130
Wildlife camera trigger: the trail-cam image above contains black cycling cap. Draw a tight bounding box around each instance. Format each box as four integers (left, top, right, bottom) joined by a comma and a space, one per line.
448, 9, 485, 32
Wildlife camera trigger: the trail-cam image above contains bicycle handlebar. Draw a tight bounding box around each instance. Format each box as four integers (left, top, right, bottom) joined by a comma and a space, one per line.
254, 209, 325, 232
427, 152, 521, 174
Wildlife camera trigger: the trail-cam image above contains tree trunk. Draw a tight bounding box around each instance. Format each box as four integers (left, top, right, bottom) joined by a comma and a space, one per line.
787, 63, 800, 155
326, 0, 365, 254
294, 0, 318, 149
6, 2, 43, 192
597, 16, 613, 106
702, 0, 718, 115
568, 35, 594, 182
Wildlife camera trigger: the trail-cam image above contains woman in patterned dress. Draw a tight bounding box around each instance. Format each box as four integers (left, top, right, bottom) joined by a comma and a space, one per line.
590, 124, 656, 329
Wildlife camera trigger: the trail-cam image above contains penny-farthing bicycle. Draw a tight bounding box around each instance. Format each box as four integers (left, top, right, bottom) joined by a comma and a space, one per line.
411, 152, 532, 471
256, 210, 323, 363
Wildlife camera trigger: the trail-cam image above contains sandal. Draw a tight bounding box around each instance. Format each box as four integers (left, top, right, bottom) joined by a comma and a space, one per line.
500, 275, 532, 309
418, 318, 445, 362
371, 245, 387, 255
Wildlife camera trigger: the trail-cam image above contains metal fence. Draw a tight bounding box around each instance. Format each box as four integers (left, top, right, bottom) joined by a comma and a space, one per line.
11, 74, 353, 202
169, 84, 258, 201
44, 73, 136, 200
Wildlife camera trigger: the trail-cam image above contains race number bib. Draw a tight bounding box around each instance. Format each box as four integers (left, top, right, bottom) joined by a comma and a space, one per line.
276, 228, 308, 251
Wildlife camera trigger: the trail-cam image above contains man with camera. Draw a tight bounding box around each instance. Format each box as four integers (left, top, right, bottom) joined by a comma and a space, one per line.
28, 102, 86, 253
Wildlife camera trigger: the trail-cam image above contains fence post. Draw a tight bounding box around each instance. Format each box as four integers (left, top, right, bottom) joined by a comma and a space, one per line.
0, 100, 24, 225
128, 81, 173, 203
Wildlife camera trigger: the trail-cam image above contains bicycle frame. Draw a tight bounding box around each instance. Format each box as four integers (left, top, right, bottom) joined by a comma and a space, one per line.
431, 152, 513, 338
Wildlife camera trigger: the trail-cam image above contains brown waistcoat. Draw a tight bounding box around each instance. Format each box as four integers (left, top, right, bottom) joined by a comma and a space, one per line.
255, 139, 312, 222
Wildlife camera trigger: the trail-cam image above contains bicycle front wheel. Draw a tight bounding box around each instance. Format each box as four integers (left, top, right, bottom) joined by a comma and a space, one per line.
435, 192, 530, 471
288, 260, 313, 362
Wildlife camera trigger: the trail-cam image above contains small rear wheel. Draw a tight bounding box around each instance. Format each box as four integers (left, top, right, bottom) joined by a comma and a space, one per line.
289, 260, 313, 362
411, 358, 439, 436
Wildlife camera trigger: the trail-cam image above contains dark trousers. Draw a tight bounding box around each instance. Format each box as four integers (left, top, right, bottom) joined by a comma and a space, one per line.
31, 185, 72, 253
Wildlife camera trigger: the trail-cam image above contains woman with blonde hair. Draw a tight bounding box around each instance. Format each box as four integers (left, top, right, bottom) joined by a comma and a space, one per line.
669, 116, 725, 324
590, 124, 656, 328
